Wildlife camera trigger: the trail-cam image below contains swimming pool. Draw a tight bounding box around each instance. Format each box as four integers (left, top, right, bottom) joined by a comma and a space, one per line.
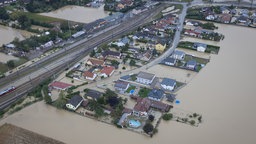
130, 89, 135, 94
128, 119, 141, 128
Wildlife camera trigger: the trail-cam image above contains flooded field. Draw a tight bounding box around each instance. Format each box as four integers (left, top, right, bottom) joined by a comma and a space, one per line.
0, 25, 24, 46
0, 53, 19, 63
1, 24, 256, 144
40, 5, 109, 23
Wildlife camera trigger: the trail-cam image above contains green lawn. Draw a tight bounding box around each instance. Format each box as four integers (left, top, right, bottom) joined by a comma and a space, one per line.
184, 55, 209, 65
138, 87, 151, 98
125, 85, 136, 93
14, 58, 28, 67
14, 12, 65, 23
0, 62, 8, 74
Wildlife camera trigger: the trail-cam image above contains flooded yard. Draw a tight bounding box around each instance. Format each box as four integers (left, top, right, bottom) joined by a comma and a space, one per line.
0, 52, 19, 63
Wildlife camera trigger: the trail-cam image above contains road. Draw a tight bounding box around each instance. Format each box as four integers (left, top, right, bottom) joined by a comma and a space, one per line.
0, 3, 166, 109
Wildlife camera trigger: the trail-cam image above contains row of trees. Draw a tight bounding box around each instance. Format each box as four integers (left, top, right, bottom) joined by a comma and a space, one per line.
26, 0, 91, 13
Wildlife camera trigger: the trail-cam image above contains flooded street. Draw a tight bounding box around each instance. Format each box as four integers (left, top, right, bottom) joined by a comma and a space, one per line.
40, 5, 109, 23
1, 24, 256, 144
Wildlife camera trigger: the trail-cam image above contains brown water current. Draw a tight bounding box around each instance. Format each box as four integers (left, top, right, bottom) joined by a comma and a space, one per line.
0, 24, 256, 144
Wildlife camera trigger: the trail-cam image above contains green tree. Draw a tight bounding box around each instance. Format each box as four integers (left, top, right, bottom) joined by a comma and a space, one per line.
90, 50, 96, 57
143, 123, 154, 134
18, 15, 31, 29
162, 113, 173, 121
54, 91, 67, 109
6, 60, 15, 69
190, 120, 196, 125
148, 115, 155, 122
44, 95, 52, 104
0, 7, 9, 20
129, 59, 136, 66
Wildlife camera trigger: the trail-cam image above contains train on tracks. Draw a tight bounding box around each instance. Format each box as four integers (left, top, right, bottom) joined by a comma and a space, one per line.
0, 86, 16, 96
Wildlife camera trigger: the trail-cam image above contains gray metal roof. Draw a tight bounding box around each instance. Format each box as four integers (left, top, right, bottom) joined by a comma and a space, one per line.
173, 50, 185, 56
114, 80, 129, 89
164, 57, 176, 64
137, 71, 155, 81
68, 95, 83, 107
148, 89, 164, 100
161, 78, 176, 87
86, 89, 102, 100
187, 60, 197, 66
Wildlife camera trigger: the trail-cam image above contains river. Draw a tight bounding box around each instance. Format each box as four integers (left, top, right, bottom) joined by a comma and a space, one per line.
40, 5, 109, 23
0, 24, 256, 144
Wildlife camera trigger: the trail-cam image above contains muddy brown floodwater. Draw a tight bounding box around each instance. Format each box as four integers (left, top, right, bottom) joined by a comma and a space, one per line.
40, 5, 109, 23
1, 24, 256, 144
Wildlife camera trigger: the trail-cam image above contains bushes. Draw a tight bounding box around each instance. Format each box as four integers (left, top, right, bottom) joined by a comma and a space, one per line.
162, 113, 173, 121
143, 123, 154, 134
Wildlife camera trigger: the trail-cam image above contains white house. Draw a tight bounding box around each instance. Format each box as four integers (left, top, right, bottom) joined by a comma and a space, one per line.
206, 14, 215, 20
164, 57, 176, 66
194, 42, 207, 52
171, 50, 185, 60
161, 78, 176, 91
136, 71, 155, 85
83, 71, 97, 80
99, 66, 115, 78
66, 95, 83, 111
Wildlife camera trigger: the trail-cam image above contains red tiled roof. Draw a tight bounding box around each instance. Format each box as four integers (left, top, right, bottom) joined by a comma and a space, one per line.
100, 66, 115, 75
83, 71, 94, 78
133, 98, 151, 112
87, 58, 105, 66
49, 81, 73, 90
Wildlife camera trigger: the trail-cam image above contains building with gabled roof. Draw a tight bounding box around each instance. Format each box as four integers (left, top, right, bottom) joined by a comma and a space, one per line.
66, 95, 83, 111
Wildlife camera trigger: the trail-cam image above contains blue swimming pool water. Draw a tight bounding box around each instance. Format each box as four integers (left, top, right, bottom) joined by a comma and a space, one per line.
130, 89, 135, 94
175, 100, 180, 104
129, 119, 141, 128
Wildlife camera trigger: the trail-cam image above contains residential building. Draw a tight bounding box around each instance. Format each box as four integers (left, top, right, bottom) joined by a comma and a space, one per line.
194, 42, 207, 52
132, 96, 171, 117
161, 78, 176, 91
136, 71, 155, 85
163, 57, 176, 66
237, 15, 249, 24
219, 14, 232, 23
49, 81, 73, 91
133, 98, 151, 117
114, 80, 130, 93
186, 60, 197, 70
86, 58, 105, 66
66, 95, 83, 111
155, 42, 166, 53
100, 66, 115, 77
171, 50, 185, 60
102, 50, 121, 59
83, 71, 97, 80
166, 94, 176, 102
185, 20, 202, 26
220, 6, 230, 14
148, 89, 165, 101
184, 29, 200, 37
85, 89, 103, 101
